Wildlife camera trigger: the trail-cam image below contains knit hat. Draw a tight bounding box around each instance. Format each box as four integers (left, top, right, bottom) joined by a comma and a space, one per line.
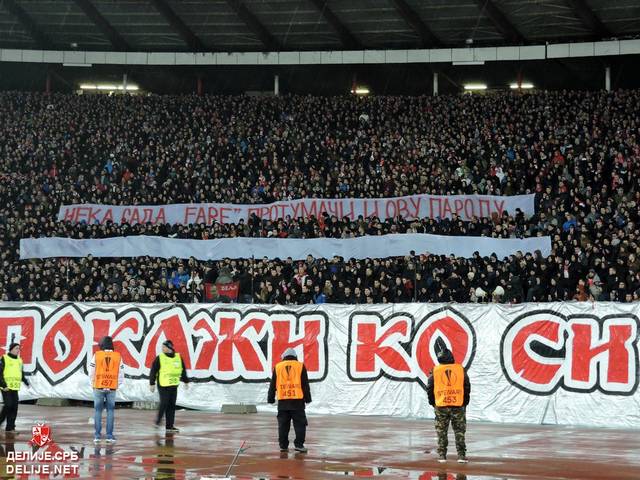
99, 336, 114, 350
162, 340, 175, 352
434, 338, 454, 364
281, 348, 297, 359
8, 342, 19, 353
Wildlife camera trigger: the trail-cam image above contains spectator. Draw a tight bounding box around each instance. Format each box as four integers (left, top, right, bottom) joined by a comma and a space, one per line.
0, 90, 639, 305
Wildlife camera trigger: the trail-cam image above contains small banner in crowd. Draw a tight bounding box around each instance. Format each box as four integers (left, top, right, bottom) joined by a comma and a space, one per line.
1, 301, 637, 427
20, 234, 552, 261
204, 282, 240, 302
216, 282, 239, 301
57, 193, 535, 226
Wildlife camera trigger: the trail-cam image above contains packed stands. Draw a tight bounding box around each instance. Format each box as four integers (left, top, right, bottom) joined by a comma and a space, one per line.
2, 90, 639, 304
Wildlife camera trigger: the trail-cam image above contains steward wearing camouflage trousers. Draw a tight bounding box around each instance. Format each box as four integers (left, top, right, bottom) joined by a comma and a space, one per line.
427, 346, 470, 464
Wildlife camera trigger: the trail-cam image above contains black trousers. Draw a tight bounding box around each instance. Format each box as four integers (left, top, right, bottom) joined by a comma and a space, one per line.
0, 390, 19, 431
156, 386, 178, 429
277, 409, 307, 449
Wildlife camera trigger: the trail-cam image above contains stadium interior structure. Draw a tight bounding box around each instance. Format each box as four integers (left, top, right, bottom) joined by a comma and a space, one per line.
1, 1, 640, 479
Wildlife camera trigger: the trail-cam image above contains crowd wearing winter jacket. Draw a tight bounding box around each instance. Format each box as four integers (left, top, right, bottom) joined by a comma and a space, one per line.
2, 89, 640, 304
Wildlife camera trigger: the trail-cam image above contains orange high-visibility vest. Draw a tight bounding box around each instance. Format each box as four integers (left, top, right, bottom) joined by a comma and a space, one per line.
93, 351, 122, 390
433, 363, 465, 407
275, 360, 304, 400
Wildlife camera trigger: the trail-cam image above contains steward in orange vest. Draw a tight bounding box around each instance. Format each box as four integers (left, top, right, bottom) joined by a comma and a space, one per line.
268, 348, 312, 453
89, 336, 124, 443
427, 344, 470, 464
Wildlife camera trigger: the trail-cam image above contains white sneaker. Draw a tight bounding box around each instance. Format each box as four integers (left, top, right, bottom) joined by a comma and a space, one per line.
457, 457, 468, 464
93, 438, 101, 444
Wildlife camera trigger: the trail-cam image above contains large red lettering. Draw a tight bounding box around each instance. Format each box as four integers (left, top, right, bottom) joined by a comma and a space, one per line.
453, 199, 464, 216
502, 313, 639, 395
478, 198, 490, 217
62, 207, 76, 222
363, 200, 379, 218
88, 310, 144, 370
0, 310, 38, 365
87, 207, 101, 224
40, 308, 86, 381
507, 318, 564, 390
409, 197, 421, 218
196, 207, 207, 224
441, 198, 453, 218
103, 208, 114, 223
270, 316, 324, 373
428, 197, 441, 218
216, 314, 267, 376
396, 198, 410, 219
129, 208, 142, 224
568, 318, 637, 393
191, 313, 219, 372
349, 315, 412, 379
413, 313, 473, 380
143, 311, 192, 369
76, 207, 90, 222
184, 206, 196, 224
155, 207, 166, 224
384, 199, 397, 218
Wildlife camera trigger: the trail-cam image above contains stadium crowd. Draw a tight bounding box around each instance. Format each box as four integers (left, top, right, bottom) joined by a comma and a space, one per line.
1, 89, 640, 304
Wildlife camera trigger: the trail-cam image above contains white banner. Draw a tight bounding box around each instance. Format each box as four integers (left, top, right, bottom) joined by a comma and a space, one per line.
57, 194, 535, 225
1, 302, 638, 427
20, 234, 552, 260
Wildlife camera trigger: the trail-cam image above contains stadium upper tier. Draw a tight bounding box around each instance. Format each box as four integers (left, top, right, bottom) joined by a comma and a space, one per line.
1, 90, 639, 304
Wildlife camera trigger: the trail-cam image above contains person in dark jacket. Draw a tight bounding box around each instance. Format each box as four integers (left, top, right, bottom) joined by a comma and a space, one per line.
149, 340, 189, 433
267, 348, 312, 453
427, 341, 471, 464
0, 343, 30, 434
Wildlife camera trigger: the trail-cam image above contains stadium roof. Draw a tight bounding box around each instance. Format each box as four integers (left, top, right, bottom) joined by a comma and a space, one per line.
0, 0, 638, 52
